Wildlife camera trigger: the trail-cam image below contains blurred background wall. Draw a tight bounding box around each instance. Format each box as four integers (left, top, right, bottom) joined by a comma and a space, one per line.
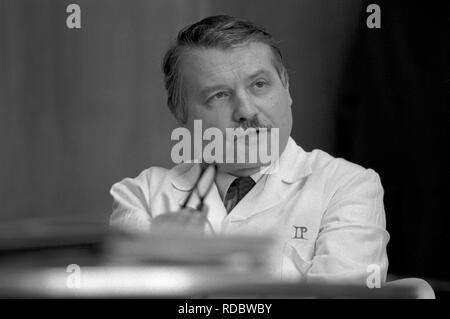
0, 0, 206, 221
0, 0, 449, 290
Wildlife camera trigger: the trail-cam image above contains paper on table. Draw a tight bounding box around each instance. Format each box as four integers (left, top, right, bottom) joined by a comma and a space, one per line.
106, 231, 277, 271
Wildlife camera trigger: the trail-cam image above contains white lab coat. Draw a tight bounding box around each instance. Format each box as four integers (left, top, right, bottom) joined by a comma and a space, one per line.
110, 137, 390, 284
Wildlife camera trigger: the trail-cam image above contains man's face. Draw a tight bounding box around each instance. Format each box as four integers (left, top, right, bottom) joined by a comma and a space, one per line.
181, 42, 293, 176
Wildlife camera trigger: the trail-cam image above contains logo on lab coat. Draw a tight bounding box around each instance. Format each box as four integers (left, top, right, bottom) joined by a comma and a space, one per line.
292, 226, 308, 240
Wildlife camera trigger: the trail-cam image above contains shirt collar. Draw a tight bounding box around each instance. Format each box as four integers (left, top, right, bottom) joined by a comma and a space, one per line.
215, 171, 236, 201
215, 166, 268, 201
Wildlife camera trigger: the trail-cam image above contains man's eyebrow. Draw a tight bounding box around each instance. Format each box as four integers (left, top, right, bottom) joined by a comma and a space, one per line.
199, 84, 228, 98
247, 69, 270, 80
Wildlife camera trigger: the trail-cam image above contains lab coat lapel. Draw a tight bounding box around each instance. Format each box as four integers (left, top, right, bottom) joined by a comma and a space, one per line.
229, 137, 312, 221
229, 173, 284, 221
203, 185, 228, 234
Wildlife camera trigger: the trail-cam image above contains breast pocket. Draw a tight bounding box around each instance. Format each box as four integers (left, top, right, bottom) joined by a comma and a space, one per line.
281, 242, 312, 281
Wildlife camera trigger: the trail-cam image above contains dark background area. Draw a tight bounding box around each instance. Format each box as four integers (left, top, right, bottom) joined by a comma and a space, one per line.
335, 1, 450, 287
0, 0, 449, 295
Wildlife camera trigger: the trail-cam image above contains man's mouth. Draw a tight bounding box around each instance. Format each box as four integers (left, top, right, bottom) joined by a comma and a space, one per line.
230, 127, 272, 143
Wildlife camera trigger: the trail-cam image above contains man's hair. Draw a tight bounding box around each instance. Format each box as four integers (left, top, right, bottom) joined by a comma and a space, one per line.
162, 15, 288, 124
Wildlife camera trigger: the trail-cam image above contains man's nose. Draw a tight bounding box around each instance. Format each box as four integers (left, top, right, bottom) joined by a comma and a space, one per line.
232, 91, 258, 123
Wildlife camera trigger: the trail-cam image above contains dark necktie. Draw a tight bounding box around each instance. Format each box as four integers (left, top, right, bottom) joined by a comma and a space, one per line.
224, 176, 256, 213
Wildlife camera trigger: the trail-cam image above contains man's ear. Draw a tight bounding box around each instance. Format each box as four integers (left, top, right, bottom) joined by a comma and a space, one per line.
177, 109, 189, 128
282, 68, 292, 107
282, 68, 290, 90
179, 119, 188, 128
181, 117, 193, 131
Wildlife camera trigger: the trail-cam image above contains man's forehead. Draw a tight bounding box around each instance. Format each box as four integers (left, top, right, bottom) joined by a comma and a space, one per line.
181, 42, 277, 84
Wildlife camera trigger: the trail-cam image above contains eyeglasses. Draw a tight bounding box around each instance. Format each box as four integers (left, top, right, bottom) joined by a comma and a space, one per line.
180, 163, 218, 212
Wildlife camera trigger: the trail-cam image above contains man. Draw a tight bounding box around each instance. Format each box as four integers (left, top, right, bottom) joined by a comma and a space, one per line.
110, 15, 389, 284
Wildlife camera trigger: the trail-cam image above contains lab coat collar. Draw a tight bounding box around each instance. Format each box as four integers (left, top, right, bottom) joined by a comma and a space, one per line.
168, 137, 312, 225
227, 137, 312, 220
169, 137, 312, 191
278, 137, 312, 183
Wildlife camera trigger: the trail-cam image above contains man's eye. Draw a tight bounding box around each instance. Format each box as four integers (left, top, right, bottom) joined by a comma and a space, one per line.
254, 80, 268, 89
210, 92, 228, 101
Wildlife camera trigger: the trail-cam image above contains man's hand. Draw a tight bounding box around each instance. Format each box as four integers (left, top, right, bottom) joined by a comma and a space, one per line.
150, 205, 208, 234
